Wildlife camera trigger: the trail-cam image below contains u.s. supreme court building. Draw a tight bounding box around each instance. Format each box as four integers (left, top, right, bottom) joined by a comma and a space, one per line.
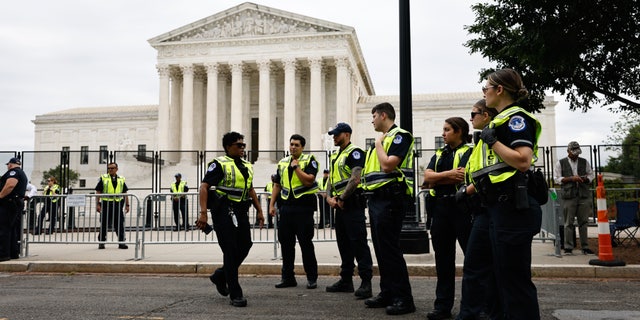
31, 2, 557, 192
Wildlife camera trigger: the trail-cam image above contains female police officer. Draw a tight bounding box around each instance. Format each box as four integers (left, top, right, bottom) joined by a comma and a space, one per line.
466, 69, 542, 319
423, 117, 472, 320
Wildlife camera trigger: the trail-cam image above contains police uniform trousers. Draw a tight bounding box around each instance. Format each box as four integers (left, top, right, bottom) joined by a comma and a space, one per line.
367, 194, 413, 302
277, 202, 318, 282
212, 202, 252, 299
172, 198, 189, 228
36, 200, 58, 234
334, 199, 373, 281
0, 199, 22, 259
457, 208, 499, 320
562, 196, 592, 250
487, 194, 541, 320
99, 200, 126, 242
430, 196, 472, 313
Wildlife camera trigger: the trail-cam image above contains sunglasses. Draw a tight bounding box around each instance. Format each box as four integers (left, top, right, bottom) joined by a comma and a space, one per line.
231, 142, 246, 148
471, 111, 482, 118
107, 167, 117, 170
482, 85, 497, 93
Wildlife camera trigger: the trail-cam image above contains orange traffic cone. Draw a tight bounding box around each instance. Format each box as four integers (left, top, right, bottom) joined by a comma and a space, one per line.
589, 174, 625, 266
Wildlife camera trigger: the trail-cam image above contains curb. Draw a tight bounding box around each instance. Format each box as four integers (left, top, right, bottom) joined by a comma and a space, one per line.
2, 262, 639, 278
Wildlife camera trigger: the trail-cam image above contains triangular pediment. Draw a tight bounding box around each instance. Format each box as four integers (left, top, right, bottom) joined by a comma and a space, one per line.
149, 2, 353, 44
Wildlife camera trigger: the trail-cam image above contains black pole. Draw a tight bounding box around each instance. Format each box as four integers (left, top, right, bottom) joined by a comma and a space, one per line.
398, 0, 429, 254
399, 0, 412, 132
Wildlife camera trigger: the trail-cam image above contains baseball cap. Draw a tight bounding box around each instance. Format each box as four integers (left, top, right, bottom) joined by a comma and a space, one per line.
323, 169, 330, 173
328, 122, 352, 135
6, 157, 21, 165
567, 141, 582, 155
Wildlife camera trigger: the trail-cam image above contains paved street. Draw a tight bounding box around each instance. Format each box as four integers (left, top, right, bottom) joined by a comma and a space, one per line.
1, 274, 640, 320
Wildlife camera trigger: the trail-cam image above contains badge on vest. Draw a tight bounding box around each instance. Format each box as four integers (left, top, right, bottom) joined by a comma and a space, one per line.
508, 115, 526, 132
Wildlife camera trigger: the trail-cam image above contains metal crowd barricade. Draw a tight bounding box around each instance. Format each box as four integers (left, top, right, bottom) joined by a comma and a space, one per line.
138, 192, 280, 260
22, 193, 141, 258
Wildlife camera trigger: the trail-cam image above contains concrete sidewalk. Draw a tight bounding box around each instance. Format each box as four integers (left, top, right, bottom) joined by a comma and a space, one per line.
2, 234, 639, 278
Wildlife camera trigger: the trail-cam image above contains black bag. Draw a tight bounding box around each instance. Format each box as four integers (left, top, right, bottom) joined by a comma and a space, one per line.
527, 169, 549, 205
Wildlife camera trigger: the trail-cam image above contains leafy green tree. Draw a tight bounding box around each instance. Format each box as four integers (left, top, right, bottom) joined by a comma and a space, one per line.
41, 165, 80, 188
465, 1, 640, 113
603, 124, 640, 180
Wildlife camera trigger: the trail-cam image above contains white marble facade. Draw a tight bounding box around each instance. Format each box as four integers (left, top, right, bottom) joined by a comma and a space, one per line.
31, 2, 558, 190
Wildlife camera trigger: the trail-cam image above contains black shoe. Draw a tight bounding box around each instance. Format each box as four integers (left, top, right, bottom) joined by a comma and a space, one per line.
306, 280, 317, 289
427, 309, 453, 320
98, 244, 105, 249
364, 294, 391, 308
0, 256, 10, 262
354, 280, 372, 299
118, 244, 128, 249
275, 278, 297, 288
230, 297, 247, 307
386, 299, 416, 315
326, 278, 354, 293
209, 272, 229, 296
564, 249, 573, 255
582, 248, 595, 255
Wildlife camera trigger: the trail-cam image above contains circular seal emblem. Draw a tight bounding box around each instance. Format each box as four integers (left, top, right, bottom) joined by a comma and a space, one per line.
207, 162, 217, 172
508, 115, 526, 132
352, 150, 361, 160
311, 160, 318, 169
393, 135, 403, 144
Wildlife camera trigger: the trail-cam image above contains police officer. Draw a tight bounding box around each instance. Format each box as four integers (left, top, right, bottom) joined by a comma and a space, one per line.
423, 117, 473, 320
95, 162, 130, 250
0, 157, 28, 261
361, 102, 416, 315
269, 134, 319, 290
467, 68, 542, 319
34, 176, 61, 235
324, 122, 374, 299
170, 173, 190, 231
198, 131, 264, 308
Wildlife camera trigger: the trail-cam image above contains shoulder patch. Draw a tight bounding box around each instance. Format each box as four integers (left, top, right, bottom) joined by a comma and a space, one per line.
508, 115, 526, 132
393, 135, 403, 144
9, 171, 16, 176
352, 150, 361, 160
207, 162, 217, 172
311, 160, 318, 169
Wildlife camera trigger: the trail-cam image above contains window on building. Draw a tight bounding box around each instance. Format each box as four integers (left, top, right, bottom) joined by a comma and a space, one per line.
80, 146, 89, 164
79, 179, 86, 188
365, 138, 375, 150
434, 136, 444, 149
99, 146, 108, 164
137, 144, 146, 158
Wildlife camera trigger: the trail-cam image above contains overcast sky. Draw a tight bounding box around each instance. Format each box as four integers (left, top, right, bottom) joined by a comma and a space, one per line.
0, 0, 622, 152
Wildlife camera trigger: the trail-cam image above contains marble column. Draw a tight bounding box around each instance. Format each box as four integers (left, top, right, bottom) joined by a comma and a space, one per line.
257, 59, 272, 159
283, 57, 297, 150
180, 64, 194, 157
169, 71, 182, 153
157, 64, 170, 151
205, 63, 219, 151
230, 62, 244, 131
308, 57, 323, 151
335, 56, 351, 124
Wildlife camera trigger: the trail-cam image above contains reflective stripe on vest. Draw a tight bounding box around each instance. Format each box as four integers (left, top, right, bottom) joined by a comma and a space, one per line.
362, 126, 415, 195
214, 155, 253, 202
100, 174, 125, 201
278, 153, 319, 200
329, 143, 362, 196
429, 145, 471, 196
468, 106, 541, 185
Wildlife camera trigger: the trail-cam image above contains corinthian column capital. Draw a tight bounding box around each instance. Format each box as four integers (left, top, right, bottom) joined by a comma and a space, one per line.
308, 57, 324, 70
156, 64, 170, 77
282, 57, 298, 72
204, 62, 220, 74
180, 64, 194, 76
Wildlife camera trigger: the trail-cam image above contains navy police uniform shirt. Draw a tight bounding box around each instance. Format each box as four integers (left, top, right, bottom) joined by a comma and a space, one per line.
0, 167, 28, 199
385, 125, 413, 164
336, 143, 366, 169
427, 143, 472, 196
496, 104, 537, 150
